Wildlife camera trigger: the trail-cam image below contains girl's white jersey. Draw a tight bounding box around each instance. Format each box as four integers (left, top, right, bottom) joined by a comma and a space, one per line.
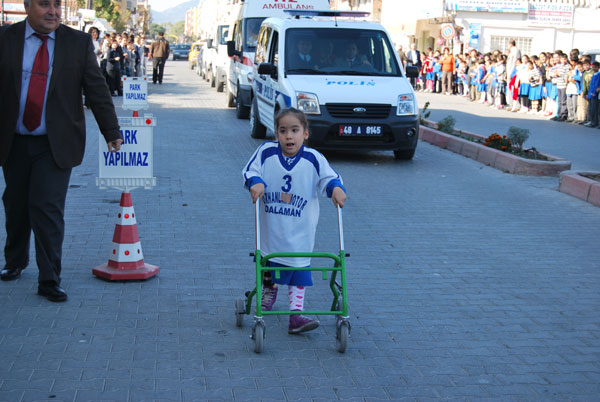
243, 142, 344, 267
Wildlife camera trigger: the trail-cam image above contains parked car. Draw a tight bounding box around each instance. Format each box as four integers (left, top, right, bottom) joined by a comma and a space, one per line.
172, 44, 191, 61
189, 41, 204, 69
195, 45, 206, 78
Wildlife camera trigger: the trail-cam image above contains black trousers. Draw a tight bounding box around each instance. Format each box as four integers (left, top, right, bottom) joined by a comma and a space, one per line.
2, 134, 71, 283
152, 58, 166, 83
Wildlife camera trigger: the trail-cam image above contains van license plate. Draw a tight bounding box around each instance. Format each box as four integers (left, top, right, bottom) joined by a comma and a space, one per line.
339, 125, 383, 136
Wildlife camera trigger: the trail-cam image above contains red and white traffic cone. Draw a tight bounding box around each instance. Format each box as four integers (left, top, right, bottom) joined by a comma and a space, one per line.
93, 192, 159, 280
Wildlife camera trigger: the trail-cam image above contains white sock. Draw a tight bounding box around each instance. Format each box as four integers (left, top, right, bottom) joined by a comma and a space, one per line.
288, 286, 305, 311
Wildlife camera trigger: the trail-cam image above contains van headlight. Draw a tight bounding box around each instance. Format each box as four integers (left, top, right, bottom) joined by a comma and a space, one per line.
296, 92, 321, 115
397, 94, 416, 116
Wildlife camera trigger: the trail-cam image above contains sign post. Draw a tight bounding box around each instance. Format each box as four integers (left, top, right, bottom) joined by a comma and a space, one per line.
93, 105, 159, 280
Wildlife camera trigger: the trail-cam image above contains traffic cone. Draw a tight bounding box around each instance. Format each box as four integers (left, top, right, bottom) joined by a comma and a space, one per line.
93, 192, 159, 280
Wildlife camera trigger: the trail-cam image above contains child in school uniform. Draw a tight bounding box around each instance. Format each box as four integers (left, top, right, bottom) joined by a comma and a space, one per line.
517, 57, 531, 113
243, 108, 347, 334
527, 60, 543, 114
476, 58, 487, 103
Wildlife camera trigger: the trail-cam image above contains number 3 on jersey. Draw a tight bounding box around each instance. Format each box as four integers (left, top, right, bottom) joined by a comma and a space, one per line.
281, 175, 292, 192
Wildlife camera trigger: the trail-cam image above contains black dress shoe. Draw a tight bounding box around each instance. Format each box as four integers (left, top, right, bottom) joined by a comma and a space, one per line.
37, 281, 68, 302
1, 266, 25, 281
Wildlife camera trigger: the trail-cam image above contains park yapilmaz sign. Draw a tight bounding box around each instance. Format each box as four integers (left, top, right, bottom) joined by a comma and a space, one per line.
97, 116, 156, 191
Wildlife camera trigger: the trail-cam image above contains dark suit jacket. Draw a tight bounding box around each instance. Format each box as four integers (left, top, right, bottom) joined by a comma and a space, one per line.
0, 21, 121, 169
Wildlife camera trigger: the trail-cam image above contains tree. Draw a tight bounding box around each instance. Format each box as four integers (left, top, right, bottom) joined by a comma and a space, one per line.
93, 0, 121, 31
151, 23, 167, 36
170, 21, 185, 36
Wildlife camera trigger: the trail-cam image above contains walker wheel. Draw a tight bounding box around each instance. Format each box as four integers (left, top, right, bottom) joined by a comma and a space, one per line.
335, 296, 344, 323
336, 321, 349, 353
252, 322, 265, 353
235, 298, 245, 327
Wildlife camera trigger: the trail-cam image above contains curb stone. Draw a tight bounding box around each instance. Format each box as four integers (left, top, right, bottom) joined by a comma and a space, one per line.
559, 171, 600, 207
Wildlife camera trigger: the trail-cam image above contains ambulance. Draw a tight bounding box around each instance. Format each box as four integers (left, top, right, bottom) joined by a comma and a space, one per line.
226, 0, 330, 116
250, 10, 420, 159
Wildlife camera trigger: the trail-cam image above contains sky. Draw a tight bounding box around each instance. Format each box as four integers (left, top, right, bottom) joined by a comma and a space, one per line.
149, 0, 191, 12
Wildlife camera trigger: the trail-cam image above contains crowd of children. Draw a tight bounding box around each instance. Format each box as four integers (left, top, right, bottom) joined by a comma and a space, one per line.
409, 46, 600, 128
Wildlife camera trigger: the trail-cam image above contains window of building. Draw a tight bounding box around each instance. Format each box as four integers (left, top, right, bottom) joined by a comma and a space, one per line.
490, 36, 532, 55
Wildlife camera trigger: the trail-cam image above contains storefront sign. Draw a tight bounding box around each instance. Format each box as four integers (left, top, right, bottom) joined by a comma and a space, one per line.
446, 0, 528, 13
528, 3, 574, 26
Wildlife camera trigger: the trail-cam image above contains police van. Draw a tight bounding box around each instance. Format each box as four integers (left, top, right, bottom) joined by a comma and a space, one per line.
250, 10, 420, 159
226, 0, 330, 117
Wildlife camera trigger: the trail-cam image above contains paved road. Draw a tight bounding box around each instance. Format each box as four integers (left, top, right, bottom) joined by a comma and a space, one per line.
416, 91, 600, 172
1, 61, 599, 401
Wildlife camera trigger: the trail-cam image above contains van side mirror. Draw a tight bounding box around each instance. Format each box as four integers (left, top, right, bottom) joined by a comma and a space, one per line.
258, 62, 277, 79
405, 65, 419, 78
227, 40, 240, 57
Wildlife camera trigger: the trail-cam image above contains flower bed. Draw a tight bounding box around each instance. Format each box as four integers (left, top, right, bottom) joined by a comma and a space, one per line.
419, 124, 571, 176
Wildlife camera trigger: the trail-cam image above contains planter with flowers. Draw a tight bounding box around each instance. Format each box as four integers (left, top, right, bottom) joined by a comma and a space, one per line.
419, 115, 571, 176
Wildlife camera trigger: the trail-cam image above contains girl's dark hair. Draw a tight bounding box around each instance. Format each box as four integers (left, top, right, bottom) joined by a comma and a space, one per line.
275, 108, 309, 131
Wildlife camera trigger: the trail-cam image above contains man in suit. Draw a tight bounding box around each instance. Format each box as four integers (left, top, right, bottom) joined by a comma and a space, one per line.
150, 31, 170, 84
0, 0, 123, 301
406, 43, 421, 88
290, 37, 315, 70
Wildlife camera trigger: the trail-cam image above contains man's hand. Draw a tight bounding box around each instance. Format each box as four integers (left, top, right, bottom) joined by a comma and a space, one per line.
250, 183, 265, 204
107, 139, 123, 152
332, 186, 346, 208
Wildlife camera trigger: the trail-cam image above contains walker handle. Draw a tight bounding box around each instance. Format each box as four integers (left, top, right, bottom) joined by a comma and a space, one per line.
255, 200, 261, 251
337, 205, 345, 252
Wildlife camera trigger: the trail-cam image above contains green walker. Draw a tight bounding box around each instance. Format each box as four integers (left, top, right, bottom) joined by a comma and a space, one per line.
235, 201, 350, 353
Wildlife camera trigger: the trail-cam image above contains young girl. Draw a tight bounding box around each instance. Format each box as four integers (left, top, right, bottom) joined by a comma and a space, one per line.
243, 108, 347, 334
528, 60, 543, 113
476, 58, 487, 103
423, 49, 434, 92
517, 56, 531, 113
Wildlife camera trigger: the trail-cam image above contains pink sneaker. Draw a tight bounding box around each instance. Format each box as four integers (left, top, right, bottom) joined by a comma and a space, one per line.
288, 313, 319, 334
261, 285, 277, 311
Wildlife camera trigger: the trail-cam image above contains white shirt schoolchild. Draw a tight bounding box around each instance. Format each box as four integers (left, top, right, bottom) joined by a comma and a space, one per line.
243, 141, 345, 267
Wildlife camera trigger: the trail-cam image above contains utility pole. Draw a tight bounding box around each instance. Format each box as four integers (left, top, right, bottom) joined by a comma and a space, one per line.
1, 0, 5, 26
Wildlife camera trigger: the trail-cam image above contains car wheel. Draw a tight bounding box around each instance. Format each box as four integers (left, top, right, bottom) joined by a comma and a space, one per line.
216, 76, 225, 92
236, 88, 250, 119
394, 149, 416, 160
209, 69, 216, 87
250, 99, 266, 139
226, 88, 235, 108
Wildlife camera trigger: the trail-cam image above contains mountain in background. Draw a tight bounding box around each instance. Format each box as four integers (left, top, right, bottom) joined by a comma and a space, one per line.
152, 0, 196, 25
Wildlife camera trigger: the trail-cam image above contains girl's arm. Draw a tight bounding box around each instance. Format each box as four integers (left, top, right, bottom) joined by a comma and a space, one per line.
242, 143, 271, 202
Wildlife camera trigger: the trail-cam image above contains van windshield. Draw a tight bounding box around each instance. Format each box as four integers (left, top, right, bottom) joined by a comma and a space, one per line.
285, 28, 401, 77
244, 18, 266, 50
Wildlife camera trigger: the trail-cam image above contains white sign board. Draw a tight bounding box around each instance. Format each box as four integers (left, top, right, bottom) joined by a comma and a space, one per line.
97, 115, 156, 190
528, 3, 574, 26
121, 77, 149, 111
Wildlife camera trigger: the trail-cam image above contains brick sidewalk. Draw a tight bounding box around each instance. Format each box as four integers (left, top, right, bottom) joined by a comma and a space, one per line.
1, 62, 599, 401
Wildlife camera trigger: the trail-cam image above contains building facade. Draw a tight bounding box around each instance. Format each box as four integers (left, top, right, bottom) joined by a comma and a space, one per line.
332, 0, 600, 55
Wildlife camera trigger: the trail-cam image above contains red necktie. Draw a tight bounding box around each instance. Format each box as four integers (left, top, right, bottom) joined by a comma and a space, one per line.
23, 33, 49, 132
